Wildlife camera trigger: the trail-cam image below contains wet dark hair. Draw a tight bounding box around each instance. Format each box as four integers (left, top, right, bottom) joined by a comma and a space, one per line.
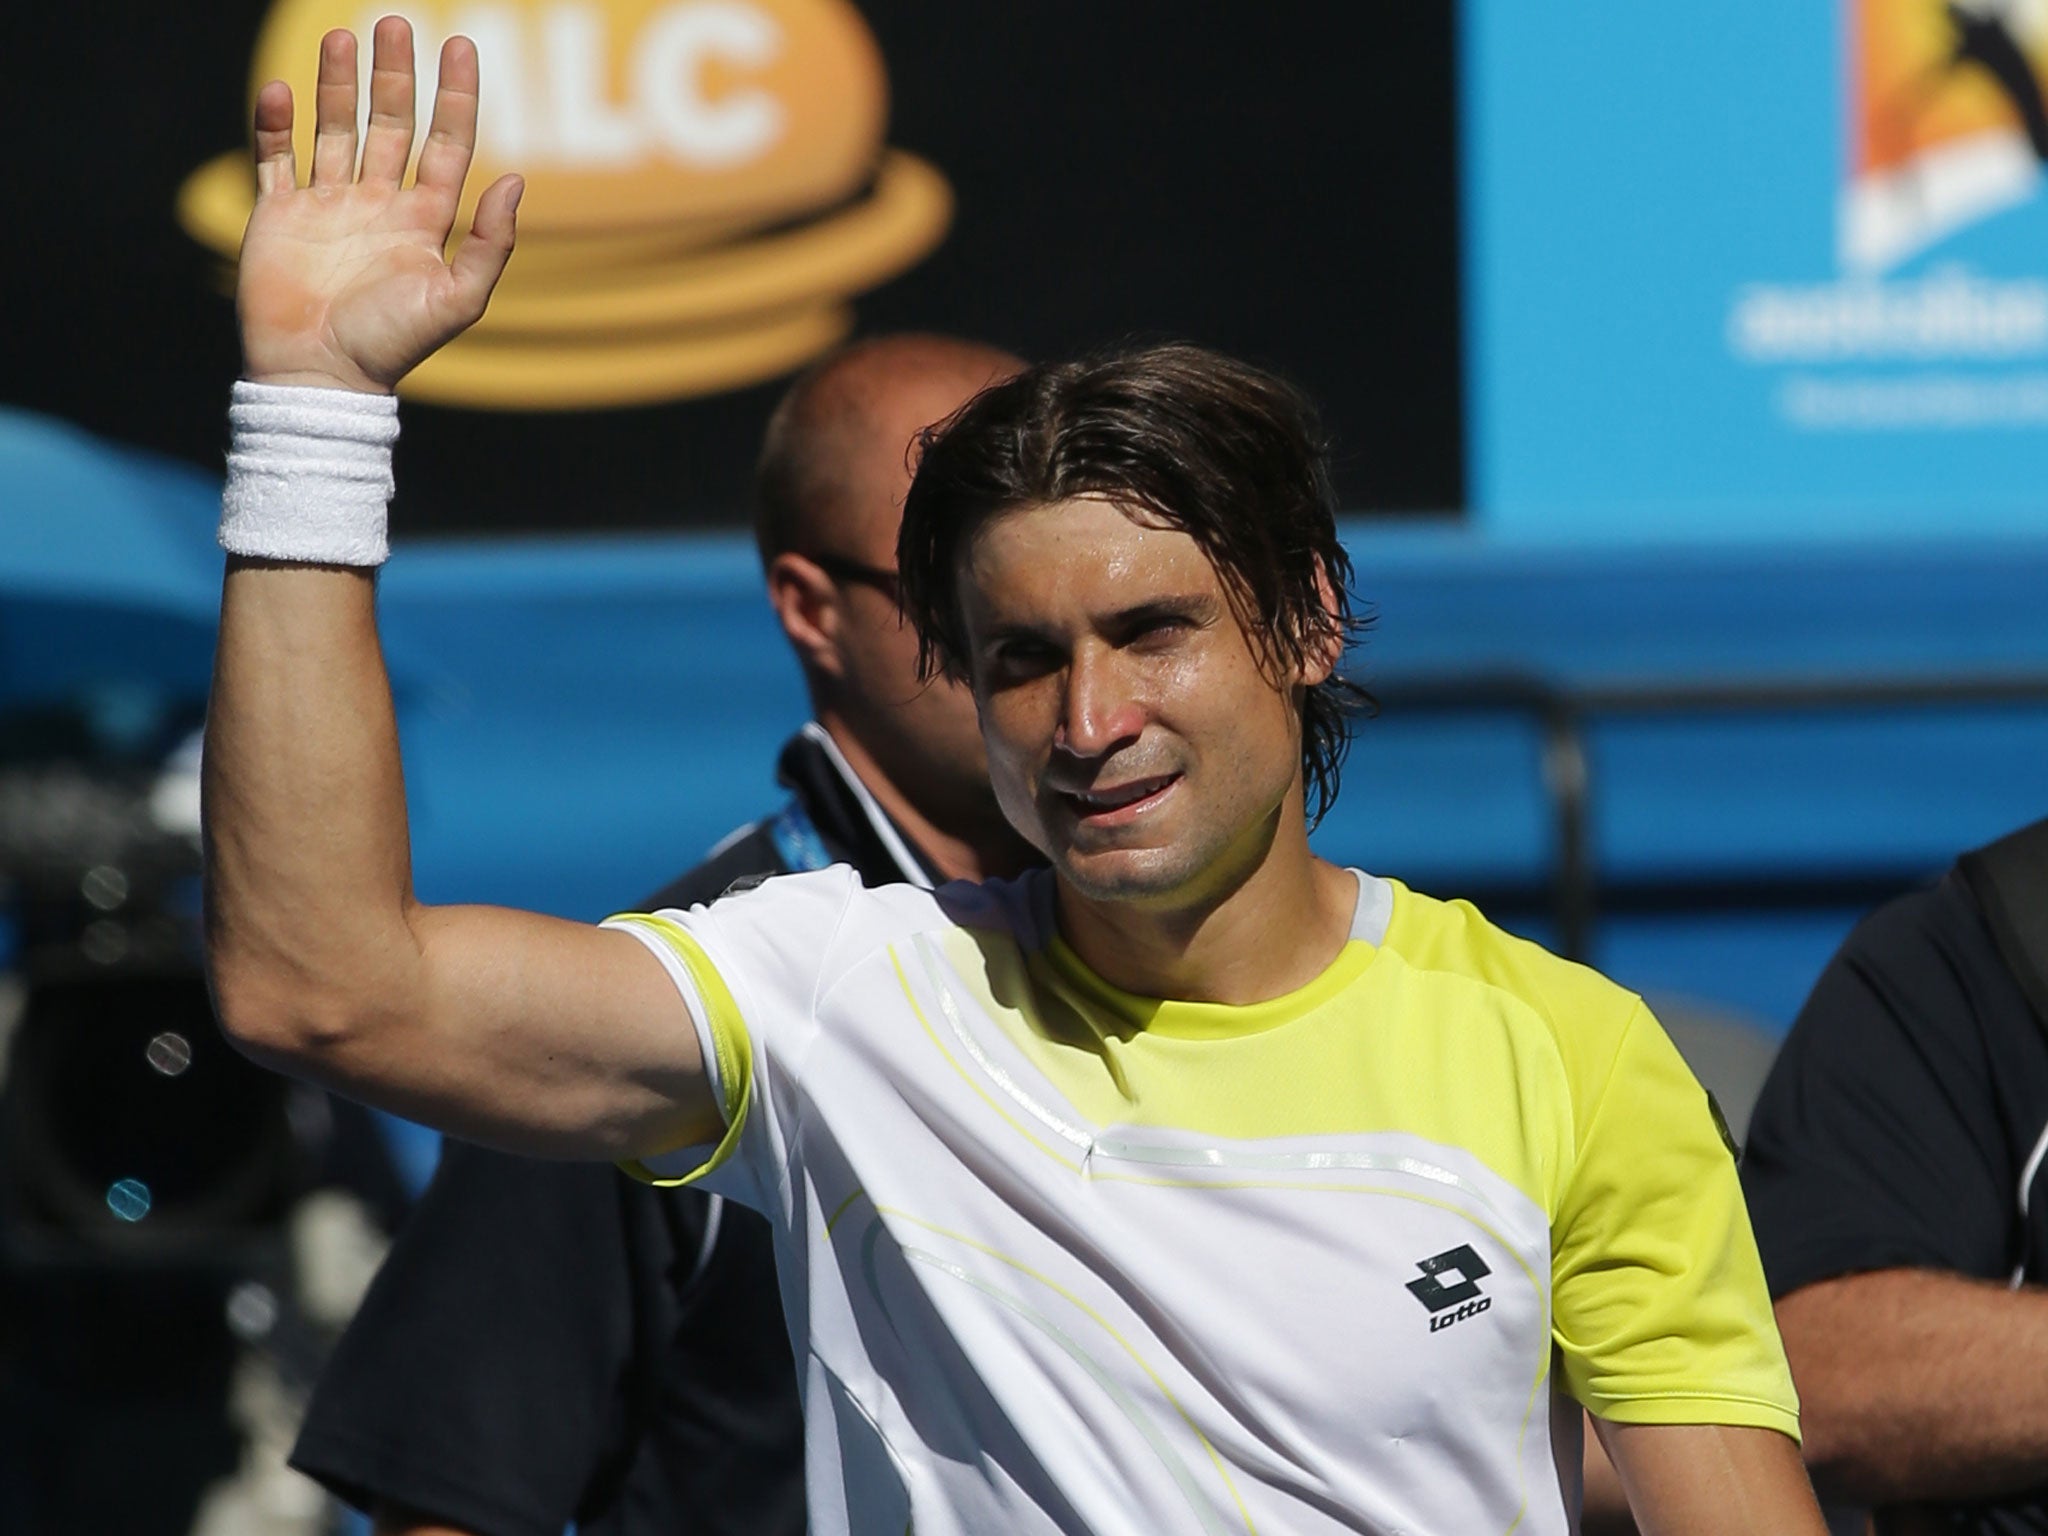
897, 341, 1372, 826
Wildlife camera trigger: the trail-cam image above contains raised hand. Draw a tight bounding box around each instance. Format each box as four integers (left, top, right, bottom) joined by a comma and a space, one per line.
238, 17, 522, 394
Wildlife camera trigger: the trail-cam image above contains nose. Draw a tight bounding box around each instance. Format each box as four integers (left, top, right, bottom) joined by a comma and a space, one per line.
1053, 643, 1145, 761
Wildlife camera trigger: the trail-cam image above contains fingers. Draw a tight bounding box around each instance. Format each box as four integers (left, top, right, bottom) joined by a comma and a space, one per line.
414, 36, 481, 209
358, 16, 417, 186
252, 80, 298, 198
449, 174, 523, 317
310, 28, 360, 186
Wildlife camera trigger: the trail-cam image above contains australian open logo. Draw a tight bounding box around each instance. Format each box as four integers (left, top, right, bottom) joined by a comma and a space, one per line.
1405, 1244, 1494, 1334
179, 0, 952, 409
1843, 0, 2048, 273
1727, 0, 2048, 430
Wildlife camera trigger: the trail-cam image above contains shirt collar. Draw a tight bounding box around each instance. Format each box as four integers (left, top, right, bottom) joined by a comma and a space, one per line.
775, 723, 942, 889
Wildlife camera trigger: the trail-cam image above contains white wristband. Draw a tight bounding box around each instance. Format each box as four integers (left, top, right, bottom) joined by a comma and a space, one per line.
220, 381, 401, 567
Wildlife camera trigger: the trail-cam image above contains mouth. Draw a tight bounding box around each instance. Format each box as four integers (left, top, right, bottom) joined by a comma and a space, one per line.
1057, 772, 1181, 827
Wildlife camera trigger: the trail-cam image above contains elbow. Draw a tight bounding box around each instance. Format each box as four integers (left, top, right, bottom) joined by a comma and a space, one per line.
207, 948, 373, 1072
205, 897, 425, 1072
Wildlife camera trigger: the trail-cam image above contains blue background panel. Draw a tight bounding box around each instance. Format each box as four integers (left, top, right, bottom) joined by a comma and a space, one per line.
8, 411, 2047, 1038
1465, 0, 2048, 537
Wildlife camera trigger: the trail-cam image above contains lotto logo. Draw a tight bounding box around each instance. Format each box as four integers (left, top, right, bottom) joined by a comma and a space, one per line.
1427, 1296, 1492, 1334
1405, 1244, 1493, 1333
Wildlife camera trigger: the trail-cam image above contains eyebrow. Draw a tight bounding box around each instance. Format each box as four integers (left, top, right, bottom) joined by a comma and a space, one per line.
976, 592, 1221, 650
1112, 594, 1218, 628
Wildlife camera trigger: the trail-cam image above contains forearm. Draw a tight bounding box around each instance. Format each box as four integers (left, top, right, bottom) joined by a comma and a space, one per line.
204, 551, 426, 1058
1779, 1268, 2048, 1503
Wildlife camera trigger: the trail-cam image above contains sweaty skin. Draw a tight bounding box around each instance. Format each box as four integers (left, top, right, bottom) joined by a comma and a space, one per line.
960, 494, 1356, 1004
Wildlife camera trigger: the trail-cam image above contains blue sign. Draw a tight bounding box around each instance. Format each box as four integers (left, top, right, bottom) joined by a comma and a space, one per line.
1465, 0, 2048, 540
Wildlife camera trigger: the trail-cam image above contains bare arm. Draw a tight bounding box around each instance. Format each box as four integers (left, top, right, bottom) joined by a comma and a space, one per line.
1777, 1268, 2048, 1505
204, 20, 718, 1158
1597, 1421, 1827, 1536
1581, 1412, 1639, 1535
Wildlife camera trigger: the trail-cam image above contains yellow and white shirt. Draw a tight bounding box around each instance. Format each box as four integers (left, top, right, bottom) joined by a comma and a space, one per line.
607, 868, 1796, 1536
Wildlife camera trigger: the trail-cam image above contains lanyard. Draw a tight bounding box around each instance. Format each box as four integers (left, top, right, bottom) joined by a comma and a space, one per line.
767, 800, 835, 875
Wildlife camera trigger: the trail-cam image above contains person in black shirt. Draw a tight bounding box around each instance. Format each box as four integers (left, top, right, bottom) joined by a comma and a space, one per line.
289, 333, 1037, 1536
1742, 817, 2048, 1535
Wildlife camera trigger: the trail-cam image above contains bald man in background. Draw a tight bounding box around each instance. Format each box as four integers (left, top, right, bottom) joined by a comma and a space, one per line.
288, 334, 1037, 1536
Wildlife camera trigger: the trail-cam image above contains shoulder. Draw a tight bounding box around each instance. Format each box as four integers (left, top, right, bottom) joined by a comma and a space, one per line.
705, 867, 1038, 965
1742, 870, 2041, 1291
932, 868, 1054, 943
1378, 879, 1644, 1059
636, 821, 783, 911
703, 865, 1041, 931
1832, 875, 1999, 999
1788, 873, 2027, 1064
654, 867, 984, 1000
1754, 870, 2039, 1141
1374, 878, 1664, 1167
680, 871, 1048, 1035
701, 862, 902, 924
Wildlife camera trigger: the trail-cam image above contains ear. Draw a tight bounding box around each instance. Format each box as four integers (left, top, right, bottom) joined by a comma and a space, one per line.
1297, 559, 1347, 687
766, 553, 848, 681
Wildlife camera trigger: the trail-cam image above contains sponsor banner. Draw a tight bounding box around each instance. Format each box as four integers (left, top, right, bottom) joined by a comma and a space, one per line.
14, 2, 1460, 529
178, 0, 951, 409
1466, 0, 2048, 539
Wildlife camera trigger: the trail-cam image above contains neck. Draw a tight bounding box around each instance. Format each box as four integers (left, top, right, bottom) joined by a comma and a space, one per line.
815, 716, 1036, 883
1053, 792, 1359, 1005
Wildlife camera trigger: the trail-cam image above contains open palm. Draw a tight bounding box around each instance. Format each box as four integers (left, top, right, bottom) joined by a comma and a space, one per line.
238, 18, 521, 394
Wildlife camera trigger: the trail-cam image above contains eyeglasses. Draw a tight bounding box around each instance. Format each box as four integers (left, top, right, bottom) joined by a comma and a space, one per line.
808, 552, 902, 606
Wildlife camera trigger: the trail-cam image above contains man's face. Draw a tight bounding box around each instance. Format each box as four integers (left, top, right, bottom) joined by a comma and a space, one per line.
957, 495, 1313, 906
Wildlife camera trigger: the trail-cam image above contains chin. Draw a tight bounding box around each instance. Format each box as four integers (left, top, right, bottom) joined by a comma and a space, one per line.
1053, 842, 1204, 906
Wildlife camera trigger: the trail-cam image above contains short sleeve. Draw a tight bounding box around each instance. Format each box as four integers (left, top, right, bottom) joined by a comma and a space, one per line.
1741, 883, 2017, 1296
1551, 1001, 1801, 1438
605, 866, 864, 1210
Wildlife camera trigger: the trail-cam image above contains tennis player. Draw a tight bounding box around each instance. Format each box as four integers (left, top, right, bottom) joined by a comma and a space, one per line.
203, 21, 1829, 1533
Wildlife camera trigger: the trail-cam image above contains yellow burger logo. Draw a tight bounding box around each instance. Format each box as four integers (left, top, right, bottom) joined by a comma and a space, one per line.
179, 0, 951, 408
